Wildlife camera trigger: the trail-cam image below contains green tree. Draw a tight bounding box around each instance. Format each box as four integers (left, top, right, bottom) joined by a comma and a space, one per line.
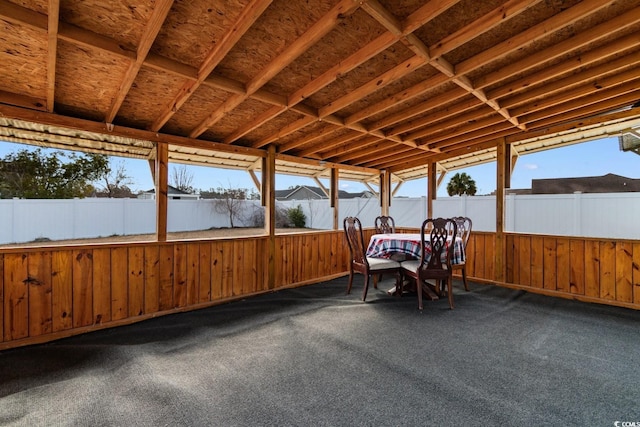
0, 148, 109, 199
446, 172, 477, 196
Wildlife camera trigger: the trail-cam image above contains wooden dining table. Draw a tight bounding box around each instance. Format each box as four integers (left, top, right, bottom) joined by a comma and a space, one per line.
366, 233, 466, 299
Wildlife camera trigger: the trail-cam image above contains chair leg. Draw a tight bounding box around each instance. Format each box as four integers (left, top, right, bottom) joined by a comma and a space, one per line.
462, 267, 469, 291
417, 280, 423, 311
446, 277, 454, 309
346, 269, 354, 295
362, 274, 370, 301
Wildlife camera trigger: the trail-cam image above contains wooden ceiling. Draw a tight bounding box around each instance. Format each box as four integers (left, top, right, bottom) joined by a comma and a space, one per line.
1, 0, 640, 185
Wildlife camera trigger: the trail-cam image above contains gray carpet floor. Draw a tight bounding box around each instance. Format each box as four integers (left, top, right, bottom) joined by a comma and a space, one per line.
1, 277, 640, 426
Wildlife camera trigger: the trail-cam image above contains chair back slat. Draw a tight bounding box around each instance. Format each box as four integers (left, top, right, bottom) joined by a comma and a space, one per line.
419, 217, 457, 271
453, 216, 472, 248
374, 216, 396, 234
343, 216, 367, 265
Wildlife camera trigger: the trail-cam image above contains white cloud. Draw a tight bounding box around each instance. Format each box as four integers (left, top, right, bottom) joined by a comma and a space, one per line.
523, 163, 538, 170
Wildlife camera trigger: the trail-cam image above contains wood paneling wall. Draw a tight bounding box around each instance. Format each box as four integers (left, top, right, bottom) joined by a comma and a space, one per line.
2, 229, 638, 350
465, 232, 640, 308
0, 230, 351, 350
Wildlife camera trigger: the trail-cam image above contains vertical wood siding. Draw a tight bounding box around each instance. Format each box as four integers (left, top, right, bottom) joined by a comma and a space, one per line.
3, 230, 638, 350
467, 232, 640, 308
0, 231, 350, 349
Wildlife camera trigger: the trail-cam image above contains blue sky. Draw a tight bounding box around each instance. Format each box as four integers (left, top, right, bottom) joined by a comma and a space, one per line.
1, 136, 638, 197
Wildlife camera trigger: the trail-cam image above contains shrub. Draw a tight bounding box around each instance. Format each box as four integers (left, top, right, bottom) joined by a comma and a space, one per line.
287, 205, 306, 228
246, 204, 294, 228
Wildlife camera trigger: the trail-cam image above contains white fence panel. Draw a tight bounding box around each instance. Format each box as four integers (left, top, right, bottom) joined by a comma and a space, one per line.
390, 198, 427, 228
1, 193, 639, 244
579, 193, 640, 239
508, 194, 575, 236
168, 199, 262, 231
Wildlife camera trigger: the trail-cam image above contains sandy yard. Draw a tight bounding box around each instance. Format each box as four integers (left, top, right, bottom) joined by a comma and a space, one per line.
0, 227, 309, 248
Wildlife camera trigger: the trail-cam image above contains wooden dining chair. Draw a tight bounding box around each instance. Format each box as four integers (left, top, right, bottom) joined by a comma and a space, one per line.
374, 215, 396, 234
343, 216, 401, 301
400, 217, 457, 310
452, 216, 472, 291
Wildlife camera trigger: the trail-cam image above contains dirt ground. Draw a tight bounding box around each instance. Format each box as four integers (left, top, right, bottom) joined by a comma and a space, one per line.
0, 227, 308, 248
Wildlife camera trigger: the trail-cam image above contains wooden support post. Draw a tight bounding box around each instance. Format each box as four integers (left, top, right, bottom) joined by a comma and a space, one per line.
495, 139, 507, 282
504, 142, 512, 189
155, 142, 168, 242
330, 168, 339, 230
380, 170, 391, 216
427, 161, 437, 219
263, 145, 276, 289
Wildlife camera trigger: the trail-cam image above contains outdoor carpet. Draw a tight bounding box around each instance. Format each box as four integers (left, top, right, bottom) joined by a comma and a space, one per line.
1, 277, 639, 426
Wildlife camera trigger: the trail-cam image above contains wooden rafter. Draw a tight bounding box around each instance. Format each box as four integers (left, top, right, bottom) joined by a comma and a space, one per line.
149, 0, 272, 132
188, 0, 363, 139
46, 0, 60, 112
106, 0, 174, 124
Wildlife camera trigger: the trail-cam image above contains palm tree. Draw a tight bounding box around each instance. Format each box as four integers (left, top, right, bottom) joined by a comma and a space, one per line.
446, 172, 477, 196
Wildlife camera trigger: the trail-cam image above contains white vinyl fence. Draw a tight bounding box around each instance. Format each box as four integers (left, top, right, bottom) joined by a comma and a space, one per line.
1, 193, 639, 244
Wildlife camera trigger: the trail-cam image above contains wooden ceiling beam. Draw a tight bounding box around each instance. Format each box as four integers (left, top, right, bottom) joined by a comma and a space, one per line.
318, 135, 382, 160
503, 54, 640, 110
276, 0, 518, 155
429, 0, 543, 58
258, 0, 536, 156
287, 32, 397, 108
384, 94, 481, 137
343, 1, 537, 127
477, 7, 640, 93
0, 0, 134, 59
225, 32, 398, 145
189, 0, 363, 138
522, 86, 640, 128
224, 105, 288, 144
351, 146, 417, 167
0, 0, 322, 128
407, 107, 500, 143
0, 90, 47, 111
516, 107, 640, 141
514, 76, 640, 122
402, 0, 463, 33
388, 106, 640, 173
0, 104, 265, 158
106, 0, 174, 124
363, 0, 523, 130
258, 0, 458, 155
290, 129, 363, 157
456, 0, 616, 76
415, 115, 508, 151
425, 121, 516, 152
318, 56, 428, 118
344, 74, 450, 126
150, 0, 272, 132
0, 0, 47, 29
46, 0, 60, 113
387, 139, 500, 173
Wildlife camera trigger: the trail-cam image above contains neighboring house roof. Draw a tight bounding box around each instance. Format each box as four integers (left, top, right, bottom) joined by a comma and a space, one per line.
138, 185, 200, 199
142, 185, 192, 195
275, 185, 327, 200
275, 185, 375, 200
531, 174, 640, 194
